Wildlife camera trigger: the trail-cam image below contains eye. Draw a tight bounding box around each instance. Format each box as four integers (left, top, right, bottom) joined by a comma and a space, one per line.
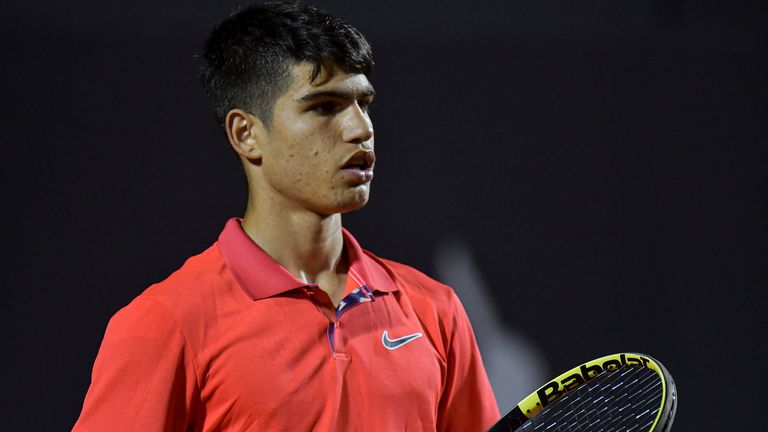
358, 99, 373, 113
311, 101, 343, 115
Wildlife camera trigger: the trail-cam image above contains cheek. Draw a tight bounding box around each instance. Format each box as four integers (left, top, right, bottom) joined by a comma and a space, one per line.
280, 142, 334, 187
264, 125, 339, 192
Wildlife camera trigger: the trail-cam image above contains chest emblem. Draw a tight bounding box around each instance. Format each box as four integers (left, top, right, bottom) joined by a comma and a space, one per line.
381, 330, 423, 350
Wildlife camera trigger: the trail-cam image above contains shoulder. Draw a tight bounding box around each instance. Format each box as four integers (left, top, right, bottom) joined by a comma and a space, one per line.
368, 252, 463, 319
112, 243, 241, 335
377, 256, 454, 295
142, 244, 228, 301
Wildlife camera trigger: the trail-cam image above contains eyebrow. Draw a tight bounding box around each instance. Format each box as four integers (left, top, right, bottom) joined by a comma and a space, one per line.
297, 88, 376, 103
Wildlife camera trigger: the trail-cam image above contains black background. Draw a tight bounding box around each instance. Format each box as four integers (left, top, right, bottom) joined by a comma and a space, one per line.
2, 0, 766, 430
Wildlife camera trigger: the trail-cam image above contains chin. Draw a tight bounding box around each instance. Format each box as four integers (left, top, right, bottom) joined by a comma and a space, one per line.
335, 187, 371, 214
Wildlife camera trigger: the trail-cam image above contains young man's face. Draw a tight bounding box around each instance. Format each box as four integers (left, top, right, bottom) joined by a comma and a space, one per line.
256, 62, 376, 217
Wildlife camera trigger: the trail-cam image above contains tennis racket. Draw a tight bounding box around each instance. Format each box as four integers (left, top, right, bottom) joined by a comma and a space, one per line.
488, 353, 677, 432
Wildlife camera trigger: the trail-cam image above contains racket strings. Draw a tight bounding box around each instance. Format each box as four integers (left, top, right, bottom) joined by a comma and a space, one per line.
517, 366, 663, 431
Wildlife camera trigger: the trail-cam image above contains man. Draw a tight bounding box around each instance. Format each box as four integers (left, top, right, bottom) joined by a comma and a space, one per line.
74, 2, 499, 430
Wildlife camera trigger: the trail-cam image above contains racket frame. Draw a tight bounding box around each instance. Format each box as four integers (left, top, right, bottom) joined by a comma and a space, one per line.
488, 352, 677, 432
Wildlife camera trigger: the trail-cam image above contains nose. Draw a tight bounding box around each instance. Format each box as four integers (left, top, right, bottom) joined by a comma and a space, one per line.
341, 103, 374, 145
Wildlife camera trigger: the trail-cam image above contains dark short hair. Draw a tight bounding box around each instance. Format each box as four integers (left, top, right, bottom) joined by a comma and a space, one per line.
200, 2, 373, 128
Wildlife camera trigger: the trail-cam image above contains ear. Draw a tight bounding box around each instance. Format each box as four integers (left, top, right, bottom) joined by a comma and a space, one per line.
225, 109, 266, 161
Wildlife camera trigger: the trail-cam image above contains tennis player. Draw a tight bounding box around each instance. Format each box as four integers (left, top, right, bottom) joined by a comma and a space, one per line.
73, 3, 499, 430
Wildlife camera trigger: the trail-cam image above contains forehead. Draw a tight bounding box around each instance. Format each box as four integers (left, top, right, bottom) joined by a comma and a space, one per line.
283, 62, 374, 100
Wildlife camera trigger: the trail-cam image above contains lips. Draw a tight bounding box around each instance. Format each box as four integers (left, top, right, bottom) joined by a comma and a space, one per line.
341, 150, 375, 183
341, 151, 375, 171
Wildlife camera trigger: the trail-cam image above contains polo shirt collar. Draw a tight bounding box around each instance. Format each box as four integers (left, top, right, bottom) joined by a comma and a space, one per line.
217, 218, 397, 301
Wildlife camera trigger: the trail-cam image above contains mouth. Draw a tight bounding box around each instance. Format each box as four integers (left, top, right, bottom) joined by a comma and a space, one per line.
341, 150, 375, 182
342, 150, 375, 170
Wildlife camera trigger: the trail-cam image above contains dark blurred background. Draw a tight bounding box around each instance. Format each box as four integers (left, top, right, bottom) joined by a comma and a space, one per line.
2, 0, 766, 430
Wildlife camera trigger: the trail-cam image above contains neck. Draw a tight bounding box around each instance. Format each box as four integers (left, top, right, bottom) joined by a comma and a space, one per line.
240, 198, 345, 285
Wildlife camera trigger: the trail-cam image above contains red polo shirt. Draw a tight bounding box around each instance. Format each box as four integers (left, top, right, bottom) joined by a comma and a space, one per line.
73, 219, 499, 431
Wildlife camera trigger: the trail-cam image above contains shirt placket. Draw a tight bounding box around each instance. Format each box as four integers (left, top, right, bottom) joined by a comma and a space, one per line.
305, 284, 375, 356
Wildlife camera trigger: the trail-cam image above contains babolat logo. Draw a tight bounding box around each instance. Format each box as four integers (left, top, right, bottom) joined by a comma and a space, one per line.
534, 354, 651, 410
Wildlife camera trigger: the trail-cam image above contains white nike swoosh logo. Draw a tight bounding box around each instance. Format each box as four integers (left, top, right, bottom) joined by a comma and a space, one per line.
381, 330, 423, 350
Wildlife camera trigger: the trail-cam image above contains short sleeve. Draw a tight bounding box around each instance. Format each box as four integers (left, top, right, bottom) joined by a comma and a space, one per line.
436, 292, 500, 432
72, 298, 200, 432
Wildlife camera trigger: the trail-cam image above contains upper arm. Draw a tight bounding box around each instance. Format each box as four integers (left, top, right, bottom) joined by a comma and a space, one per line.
436, 292, 500, 432
73, 298, 200, 432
